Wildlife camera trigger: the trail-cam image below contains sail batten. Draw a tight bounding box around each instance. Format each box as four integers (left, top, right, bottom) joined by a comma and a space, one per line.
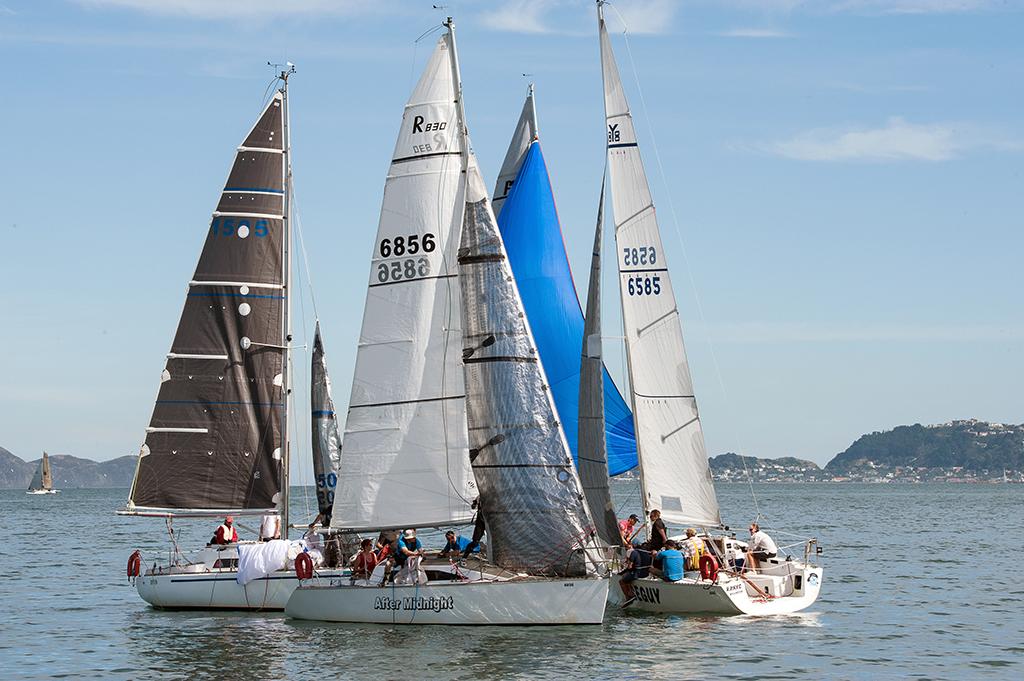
127, 93, 288, 513
330, 35, 475, 532
459, 161, 597, 576
494, 96, 638, 476
599, 12, 721, 528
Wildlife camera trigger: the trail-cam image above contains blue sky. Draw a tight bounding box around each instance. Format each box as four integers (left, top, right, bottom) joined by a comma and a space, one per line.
1, 0, 1021, 474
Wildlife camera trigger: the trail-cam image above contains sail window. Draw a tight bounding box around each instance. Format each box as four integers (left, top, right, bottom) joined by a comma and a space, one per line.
661, 495, 683, 512
238, 224, 250, 238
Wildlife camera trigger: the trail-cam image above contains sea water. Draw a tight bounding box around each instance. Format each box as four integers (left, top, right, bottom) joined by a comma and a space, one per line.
1, 482, 1020, 680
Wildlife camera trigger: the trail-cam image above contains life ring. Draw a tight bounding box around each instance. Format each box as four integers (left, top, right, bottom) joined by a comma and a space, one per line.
699, 554, 719, 582
127, 550, 142, 580
295, 552, 314, 580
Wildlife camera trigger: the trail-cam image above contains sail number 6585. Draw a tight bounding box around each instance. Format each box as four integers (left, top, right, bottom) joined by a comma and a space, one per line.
380, 232, 436, 258
623, 246, 656, 266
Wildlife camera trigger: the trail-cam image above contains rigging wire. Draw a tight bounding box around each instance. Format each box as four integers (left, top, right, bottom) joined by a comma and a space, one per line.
606, 3, 763, 522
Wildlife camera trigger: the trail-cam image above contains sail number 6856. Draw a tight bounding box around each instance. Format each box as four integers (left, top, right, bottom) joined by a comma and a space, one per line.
380, 232, 436, 258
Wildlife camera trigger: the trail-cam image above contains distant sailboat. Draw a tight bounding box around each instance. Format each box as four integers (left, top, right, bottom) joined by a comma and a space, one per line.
118, 67, 346, 610
593, 1, 823, 615
285, 18, 608, 625
27, 452, 59, 495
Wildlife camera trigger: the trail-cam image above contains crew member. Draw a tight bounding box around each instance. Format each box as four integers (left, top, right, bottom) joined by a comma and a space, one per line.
746, 522, 778, 571
619, 514, 641, 547
213, 516, 238, 545
259, 514, 280, 542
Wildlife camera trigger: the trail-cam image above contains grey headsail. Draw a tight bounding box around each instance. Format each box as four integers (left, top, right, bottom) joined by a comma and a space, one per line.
311, 321, 342, 523
578, 178, 620, 548
126, 93, 287, 515
29, 452, 52, 492
458, 161, 598, 577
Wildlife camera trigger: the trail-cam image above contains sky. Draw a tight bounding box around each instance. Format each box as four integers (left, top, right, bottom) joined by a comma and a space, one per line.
1, 0, 1021, 475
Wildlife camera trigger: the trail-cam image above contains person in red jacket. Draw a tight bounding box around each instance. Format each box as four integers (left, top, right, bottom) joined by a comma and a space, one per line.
213, 516, 238, 544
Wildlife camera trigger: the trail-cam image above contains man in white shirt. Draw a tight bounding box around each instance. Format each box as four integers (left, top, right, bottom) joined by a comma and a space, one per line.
746, 522, 778, 571
259, 514, 281, 542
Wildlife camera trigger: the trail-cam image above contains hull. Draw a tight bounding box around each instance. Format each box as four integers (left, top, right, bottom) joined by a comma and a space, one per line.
136, 568, 348, 611
611, 566, 823, 616
286, 576, 610, 625
27, 489, 59, 495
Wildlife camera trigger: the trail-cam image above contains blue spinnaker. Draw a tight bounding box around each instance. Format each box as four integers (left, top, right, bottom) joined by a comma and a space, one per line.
498, 141, 638, 475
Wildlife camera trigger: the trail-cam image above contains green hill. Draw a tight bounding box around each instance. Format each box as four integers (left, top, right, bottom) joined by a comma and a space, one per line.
826, 420, 1024, 472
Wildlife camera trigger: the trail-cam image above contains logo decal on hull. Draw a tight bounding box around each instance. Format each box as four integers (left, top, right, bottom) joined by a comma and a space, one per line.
634, 584, 661, 605
807, 573, 819, 586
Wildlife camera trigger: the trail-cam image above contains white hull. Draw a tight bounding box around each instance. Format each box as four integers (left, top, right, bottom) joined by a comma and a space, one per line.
27, 489, 59, 495
286, 576, 609, 625
136, 567, 348, 610
611, 565, 823, 616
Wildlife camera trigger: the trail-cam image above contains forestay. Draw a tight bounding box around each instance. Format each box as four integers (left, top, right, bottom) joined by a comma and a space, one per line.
494, 96, 638, 476
311, 322, 342, 523
331, 36, 476, 532
599, 14, 721, 528
127, 93, 287, 514
459, 158, 598, 577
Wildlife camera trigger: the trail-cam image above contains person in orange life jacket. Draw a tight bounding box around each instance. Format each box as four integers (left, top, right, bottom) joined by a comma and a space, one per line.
212, 516, 238, 545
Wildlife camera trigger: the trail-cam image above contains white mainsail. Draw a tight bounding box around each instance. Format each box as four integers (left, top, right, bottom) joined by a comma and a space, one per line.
332, 36, 476, 531
599, 9, 721, 528
491, 86, 538, 217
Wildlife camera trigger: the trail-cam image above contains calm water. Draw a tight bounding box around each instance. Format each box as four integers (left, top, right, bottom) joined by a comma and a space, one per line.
1, 482, 1021, 680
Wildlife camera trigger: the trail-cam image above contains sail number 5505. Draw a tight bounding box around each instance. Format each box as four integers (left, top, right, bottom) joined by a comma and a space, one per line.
379, 233, 436, 258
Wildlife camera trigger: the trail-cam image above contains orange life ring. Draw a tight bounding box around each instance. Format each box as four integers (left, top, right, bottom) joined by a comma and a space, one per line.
127, 550, 142, 579
699, 553, 719, 582
295, 552, 314, 580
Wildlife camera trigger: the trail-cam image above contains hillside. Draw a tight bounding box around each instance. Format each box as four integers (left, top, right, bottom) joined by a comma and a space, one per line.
826, 420, 1024, 473
0, 447, 136, 489
709, 452, 820, 481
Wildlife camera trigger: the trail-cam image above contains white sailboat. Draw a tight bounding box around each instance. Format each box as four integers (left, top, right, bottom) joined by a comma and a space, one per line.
284, 18, 609, 626
27, 452, 59, 495
118, 67, 346, 610
591, 1, 823, 615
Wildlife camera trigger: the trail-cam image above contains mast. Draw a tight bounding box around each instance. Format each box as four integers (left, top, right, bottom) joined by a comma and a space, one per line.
527, 83, 538, 139
596, 0, 651, 523
279, 64, 295, 534
445, 18, 470, 180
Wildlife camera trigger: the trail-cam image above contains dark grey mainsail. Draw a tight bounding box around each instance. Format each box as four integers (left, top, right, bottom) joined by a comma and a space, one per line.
311, 322, 341, 523
126, 93, 288, 515
578, 179, 620, 548
458, 163, 598, 577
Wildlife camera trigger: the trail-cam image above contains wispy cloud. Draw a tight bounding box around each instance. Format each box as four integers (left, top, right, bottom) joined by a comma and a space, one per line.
479, 0, 560, 34
712, 0, 1014, 13
73, 0, 379, 20
479, 0, 679, 35
746, 117, 1024, 162
702, 321, 1024, 343
716, 27, 795, 38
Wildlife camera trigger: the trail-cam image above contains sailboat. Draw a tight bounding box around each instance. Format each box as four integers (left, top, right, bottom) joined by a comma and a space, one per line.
118, 68, 346, 610
591, 1, 823, 615
285, 18, 609, 625
27, 452, 59, 495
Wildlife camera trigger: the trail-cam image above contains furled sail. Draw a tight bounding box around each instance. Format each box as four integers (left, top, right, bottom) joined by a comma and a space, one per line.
496, 138, 638, 476
460, 156, 598, 576
578, 179, 620, 548
331, 36, 476, 531
126, 93, 288, 515
599, 11, 721, 527
311, 322, 342, 523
